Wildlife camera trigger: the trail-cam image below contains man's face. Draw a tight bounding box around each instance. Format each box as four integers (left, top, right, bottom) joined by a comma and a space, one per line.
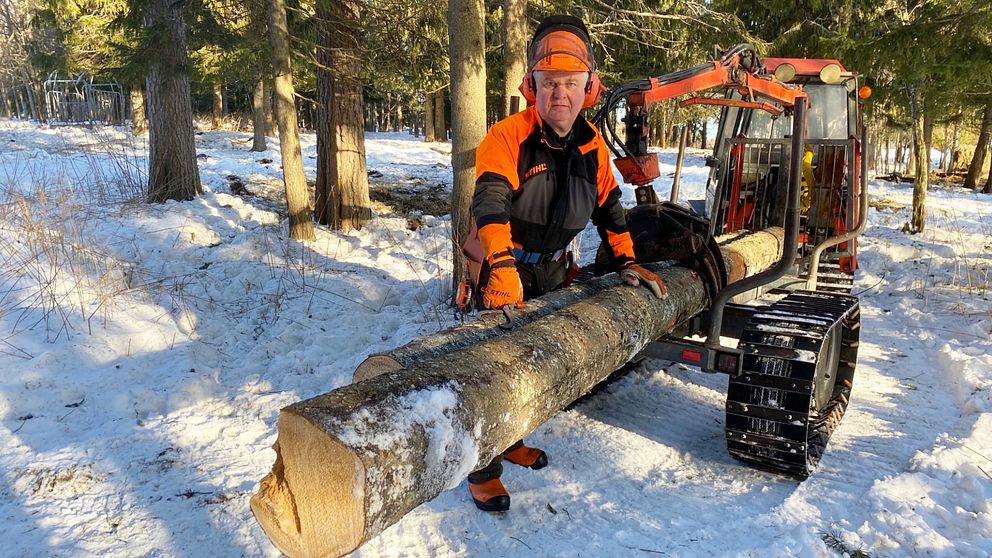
534, 70, 588, 137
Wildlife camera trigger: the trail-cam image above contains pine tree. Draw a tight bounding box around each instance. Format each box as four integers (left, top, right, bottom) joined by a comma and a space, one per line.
314, 0, 371, 232
144, 0, 202, 203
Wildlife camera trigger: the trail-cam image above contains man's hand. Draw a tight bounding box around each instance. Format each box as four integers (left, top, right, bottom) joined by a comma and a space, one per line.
620, 263, 668, 299
482, 265, 524, 309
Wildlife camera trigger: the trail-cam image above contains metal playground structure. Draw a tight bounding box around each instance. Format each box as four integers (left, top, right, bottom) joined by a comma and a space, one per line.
44, 72, 126, 125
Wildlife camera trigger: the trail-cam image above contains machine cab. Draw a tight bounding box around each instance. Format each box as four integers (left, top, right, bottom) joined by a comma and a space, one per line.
703, 58, 866, 286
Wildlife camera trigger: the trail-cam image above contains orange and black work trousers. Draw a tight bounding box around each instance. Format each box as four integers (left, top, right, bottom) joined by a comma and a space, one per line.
468, 257, 567, 484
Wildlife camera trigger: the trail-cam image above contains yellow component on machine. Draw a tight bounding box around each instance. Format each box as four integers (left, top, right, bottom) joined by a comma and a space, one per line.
800, 145, 815, 214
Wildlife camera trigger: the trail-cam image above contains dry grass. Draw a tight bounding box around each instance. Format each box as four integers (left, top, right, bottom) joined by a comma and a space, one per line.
0, 124, 454, 361
910, 205, 992, 332
0, 133, 143, 353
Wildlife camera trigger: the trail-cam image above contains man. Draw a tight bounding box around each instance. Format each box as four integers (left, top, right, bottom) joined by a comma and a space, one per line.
466, 14, 667, 512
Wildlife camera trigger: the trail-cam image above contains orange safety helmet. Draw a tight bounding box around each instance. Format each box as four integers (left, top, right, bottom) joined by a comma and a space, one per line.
518, 15, 605, 109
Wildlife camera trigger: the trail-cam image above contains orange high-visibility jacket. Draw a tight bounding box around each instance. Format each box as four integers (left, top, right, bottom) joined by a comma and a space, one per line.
472, 106, 635, 266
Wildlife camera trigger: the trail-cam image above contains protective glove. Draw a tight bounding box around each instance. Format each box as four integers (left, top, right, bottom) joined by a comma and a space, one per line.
620, 263, 668, 299
482, 251, 524, 310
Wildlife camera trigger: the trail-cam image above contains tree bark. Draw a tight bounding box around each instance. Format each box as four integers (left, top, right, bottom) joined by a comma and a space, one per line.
661, 108, 672, 150
883, 132, 890, 174
251, 78, 268, 151
268, 0, 315, 240
424, 92, 436, 141
356, 226, 785, 382
212, 81, 224, 129
250, 228, 783, 558
894, 135, 903, 175
983, 160, 992, 194
144, 0, 201, 203
502, 0, 527, 118
938, 120, 947, 171
315, 0, 371, 231
447, 0, 487, 303
265, 82, 276, 136
315, 14, 335, 227
909, 87, 928, 233
433, 89, 446, 141
130, 87, 147, 135
0, 87, 9, 118
965, 99, 992, 190
393, 98, 406, 132
947, 112, 961, 173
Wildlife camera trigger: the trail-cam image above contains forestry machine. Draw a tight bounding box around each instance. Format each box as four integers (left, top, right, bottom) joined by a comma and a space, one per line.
589, 45, 870, 478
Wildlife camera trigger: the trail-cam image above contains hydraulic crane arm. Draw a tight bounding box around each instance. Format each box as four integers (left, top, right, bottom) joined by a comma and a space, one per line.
592, 45, 807, 188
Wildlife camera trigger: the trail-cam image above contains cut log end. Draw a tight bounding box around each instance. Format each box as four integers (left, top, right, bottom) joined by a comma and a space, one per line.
251, 412, 366, 558
352, 355, 403, 383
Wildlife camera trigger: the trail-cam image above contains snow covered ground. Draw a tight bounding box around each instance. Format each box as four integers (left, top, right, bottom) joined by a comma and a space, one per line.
0, 119, 989, 558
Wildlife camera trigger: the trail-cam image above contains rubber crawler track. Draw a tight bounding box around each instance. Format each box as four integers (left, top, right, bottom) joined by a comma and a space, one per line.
725, 291, 861, 478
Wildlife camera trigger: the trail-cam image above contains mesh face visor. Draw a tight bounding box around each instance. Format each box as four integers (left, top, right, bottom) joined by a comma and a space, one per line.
528, 29, 596, 73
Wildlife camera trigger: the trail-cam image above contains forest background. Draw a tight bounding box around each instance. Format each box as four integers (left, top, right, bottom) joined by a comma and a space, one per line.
2, 0, 991, 264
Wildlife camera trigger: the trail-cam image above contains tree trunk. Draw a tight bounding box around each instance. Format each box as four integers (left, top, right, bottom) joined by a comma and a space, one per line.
212, 81, 224, 129
870, 125, 881, 173
145, 0, 201, 203
268, 0, 315, 240
894, 136, 903, 175
424, 92, 436, 141
0, 87, 9, 118
965, 99, 992, 190
329, 0, 372, 231
315, 15, 335, 227
661, 108, 672, 150
265, 82, 276, 136
947, 112, 961, 173
251, 78, 268, 151
250, 228, 783, 558
447, 0, 487, 303
130, 87, 147, 135
356, 227, 784, 381
19, 69, 41, 122
938, 120, 948, 171
883, 132, 890, 174
909, 87, 928, 233
314, 0, 371, 232
983, 161, 992, 194
433, 89, 446, 141
906, 136, 915, 176
395, 99, 403, 133
14, 88, 24, 119
502, 0, 527, 118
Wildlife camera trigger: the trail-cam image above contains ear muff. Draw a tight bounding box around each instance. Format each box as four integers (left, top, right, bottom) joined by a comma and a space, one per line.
582, 72, 604, 109
520, 16, 604, 110
518, 71, 537, 106
519, 70, 604, 109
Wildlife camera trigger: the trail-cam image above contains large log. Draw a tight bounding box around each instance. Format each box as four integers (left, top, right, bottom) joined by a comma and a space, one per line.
354, 226, 784, 382
251, 228, 785, 558
718, 227, 784, 283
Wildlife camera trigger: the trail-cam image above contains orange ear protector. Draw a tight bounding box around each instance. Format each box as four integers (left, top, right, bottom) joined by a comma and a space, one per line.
517, 20, 605, 109
519, 71, 604, 109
